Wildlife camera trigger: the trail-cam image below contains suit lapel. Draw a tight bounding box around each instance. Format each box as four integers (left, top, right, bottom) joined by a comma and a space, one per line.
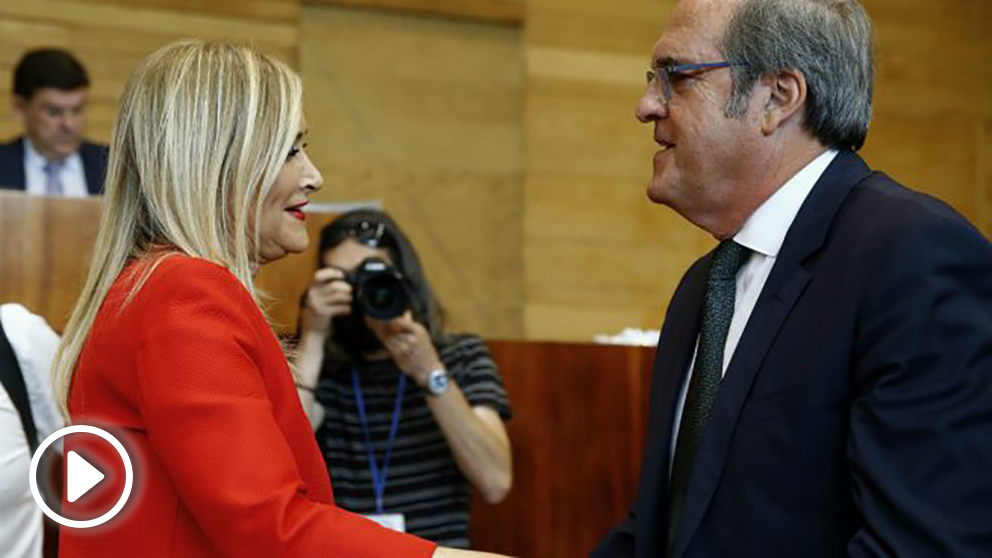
674, 152, 874, 557
0, 138, 27, 190
635, 257, 709, 558
80, 142, 108, 195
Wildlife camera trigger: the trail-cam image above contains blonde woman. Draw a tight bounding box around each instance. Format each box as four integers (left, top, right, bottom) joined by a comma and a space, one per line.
53, 40, 508, 558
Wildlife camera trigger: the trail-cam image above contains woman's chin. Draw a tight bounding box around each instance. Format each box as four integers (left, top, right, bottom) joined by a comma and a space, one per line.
259, 237, 309, 265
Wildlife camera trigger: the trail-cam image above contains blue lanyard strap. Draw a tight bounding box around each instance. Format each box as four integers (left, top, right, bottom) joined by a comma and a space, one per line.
351, 368, 407, 514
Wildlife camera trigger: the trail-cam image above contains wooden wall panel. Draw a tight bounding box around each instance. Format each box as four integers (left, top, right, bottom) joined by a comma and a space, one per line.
0, 193, 101, 331
300, 6, 525, 339
470, 340, 656, 558
66, 0, 300, 22
305, 0, 523, 25
984, 121, 992, 235
864, 113, 984, 224
527, 1, 671, 54
523, 0, 694, 341
522, 0, 992, 341
0, 0, 300, 144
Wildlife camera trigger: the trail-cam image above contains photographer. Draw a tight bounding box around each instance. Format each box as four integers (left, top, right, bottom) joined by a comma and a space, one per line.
295, 209, 512, 549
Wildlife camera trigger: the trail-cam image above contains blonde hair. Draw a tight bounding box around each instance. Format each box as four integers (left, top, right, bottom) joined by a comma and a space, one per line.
53, 40, 303, 415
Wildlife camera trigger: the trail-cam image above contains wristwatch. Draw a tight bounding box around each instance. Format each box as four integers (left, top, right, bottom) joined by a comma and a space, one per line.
424, 368, 450, 396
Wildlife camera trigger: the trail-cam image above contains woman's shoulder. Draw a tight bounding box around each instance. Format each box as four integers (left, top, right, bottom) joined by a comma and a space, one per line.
105, 253, 263, 333
130, 253, 252, 305
105, 254, 275, 355
143, 253, 238, 284
438, 333, 494, 366
438, 332, 485, 350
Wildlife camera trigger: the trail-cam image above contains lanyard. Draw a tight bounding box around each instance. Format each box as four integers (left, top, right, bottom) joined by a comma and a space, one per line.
351, 368, 407, 514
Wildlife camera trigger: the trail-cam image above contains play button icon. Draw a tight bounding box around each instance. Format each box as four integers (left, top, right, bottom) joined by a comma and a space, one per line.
30, 425, 133, 528
66, 450, 106, 503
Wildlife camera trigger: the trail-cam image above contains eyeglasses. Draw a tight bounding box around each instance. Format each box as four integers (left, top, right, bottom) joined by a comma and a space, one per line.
348, 220, 389, 248
645, 61, 747, 104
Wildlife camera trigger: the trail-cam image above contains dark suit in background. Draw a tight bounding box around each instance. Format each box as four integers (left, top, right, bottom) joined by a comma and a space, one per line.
0, 137, 107, 194
592, 151, 992, 557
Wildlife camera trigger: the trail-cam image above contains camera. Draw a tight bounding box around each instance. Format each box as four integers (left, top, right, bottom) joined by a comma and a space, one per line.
345, 257, 410, 320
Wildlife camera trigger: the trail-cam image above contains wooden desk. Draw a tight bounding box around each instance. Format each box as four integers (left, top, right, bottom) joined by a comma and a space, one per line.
471, 340, 655, 557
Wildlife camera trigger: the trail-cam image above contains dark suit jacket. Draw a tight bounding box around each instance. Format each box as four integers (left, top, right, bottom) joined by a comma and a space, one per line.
592, 151, 992, 557
0, 136, 107, 194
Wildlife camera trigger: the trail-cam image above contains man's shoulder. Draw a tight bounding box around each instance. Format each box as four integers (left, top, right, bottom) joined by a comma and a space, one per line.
78, 140, 108, 160
0, 136, 24, 154
823, 170, 992, 292
839, 171, 980, 243
0, 138, 25, 189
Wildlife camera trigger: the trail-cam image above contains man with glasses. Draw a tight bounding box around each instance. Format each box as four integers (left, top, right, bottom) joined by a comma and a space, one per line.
593, 0, 992, 557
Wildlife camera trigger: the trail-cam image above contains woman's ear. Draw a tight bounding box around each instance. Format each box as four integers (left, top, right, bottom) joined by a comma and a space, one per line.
760, 68, 807, 135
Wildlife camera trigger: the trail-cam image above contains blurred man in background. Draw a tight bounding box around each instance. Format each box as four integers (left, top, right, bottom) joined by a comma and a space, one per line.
0, 48, 106, 196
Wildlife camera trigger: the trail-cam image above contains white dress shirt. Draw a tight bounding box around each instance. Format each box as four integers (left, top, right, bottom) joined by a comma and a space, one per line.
23, 137, 90, 197
0, 304, 64, 558
669, 149, 839, 468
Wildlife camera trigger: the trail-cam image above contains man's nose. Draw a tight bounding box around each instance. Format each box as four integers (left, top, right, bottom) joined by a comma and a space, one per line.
635, 89, 667, 123
60, 112, 82, 132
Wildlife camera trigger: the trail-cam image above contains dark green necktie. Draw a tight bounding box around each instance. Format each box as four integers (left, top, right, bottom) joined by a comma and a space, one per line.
667, 240, 751, 555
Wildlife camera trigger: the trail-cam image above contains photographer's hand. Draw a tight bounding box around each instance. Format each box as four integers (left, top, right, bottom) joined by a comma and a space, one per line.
296, 267, 353, 429
368, 313, 513, 504
301, 267, 352, 335
366, 311, 441, 386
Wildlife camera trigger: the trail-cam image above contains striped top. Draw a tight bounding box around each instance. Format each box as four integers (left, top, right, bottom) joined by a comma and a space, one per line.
315, 334, 511, 548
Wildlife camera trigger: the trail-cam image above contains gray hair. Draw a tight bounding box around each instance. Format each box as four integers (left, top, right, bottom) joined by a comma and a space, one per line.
722, 0, 874, 150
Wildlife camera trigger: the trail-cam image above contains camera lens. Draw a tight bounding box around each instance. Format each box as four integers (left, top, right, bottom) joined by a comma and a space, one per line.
351, 258, 409, 320
365, 276, 399, 310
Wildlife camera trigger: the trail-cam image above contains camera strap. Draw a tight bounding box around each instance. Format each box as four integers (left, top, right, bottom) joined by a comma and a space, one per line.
351, 368, 407, 514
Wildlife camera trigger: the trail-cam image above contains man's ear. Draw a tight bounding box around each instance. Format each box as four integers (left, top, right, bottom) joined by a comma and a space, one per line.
760, 68, 806, 135
12, 95, 27, 124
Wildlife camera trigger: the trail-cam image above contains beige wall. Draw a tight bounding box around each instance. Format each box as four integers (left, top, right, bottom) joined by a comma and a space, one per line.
1, 0, 989, 342
523, 0, 710, 340
522, 0, 992, 341
299, 6, 525, 338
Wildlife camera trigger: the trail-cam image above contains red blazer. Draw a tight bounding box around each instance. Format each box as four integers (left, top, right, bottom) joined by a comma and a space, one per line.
61, 255, 436, 557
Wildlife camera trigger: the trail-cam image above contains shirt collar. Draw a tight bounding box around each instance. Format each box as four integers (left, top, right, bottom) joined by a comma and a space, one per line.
734, 149, 838, 258
23, 136, 84, 175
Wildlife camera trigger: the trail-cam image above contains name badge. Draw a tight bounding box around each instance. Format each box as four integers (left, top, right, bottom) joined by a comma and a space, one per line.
365, 513, 406, 533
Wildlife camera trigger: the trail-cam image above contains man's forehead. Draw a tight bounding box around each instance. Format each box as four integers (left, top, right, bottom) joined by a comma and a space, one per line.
30, 88, 88, 108
652, 0, 737, 63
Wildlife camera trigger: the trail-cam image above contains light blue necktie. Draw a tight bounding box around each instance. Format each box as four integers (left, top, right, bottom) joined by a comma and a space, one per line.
43, 159, 65, 195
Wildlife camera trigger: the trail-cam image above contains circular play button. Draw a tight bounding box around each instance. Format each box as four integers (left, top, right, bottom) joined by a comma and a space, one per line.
66, 450, 106, 503
29, 425, 133, 528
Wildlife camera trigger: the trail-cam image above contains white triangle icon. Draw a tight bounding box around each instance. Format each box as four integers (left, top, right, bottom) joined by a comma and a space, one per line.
67, 451, 106, 503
